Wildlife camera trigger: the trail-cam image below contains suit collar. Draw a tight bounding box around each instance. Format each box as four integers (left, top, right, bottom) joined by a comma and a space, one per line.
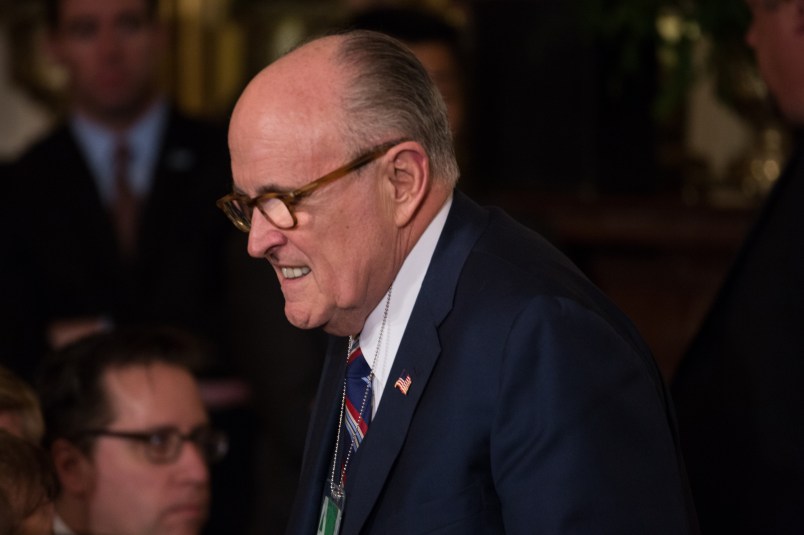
360, 195, 452, 411
286, 337, 349, 534
52, 511, 77, 535
70, 100, 169, 203
288, 191, 489, 534
340, 190, 489, 532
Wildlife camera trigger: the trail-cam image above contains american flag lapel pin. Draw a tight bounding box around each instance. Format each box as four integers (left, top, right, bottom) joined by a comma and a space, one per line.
394, 370, 412, 395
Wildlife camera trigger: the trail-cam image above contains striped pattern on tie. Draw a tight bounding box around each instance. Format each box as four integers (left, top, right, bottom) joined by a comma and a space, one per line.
344, 341, 372, 453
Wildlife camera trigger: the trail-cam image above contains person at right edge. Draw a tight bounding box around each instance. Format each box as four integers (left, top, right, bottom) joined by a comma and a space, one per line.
672, 1, 804, 533
219, 30, 699, 534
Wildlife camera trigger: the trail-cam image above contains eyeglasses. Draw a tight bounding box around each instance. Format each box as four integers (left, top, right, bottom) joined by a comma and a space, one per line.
80, 425, 228, 465
217, 139, 407, 232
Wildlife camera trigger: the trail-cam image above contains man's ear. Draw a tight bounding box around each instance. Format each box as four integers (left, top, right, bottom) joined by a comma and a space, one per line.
51, 438, 95, 495
385, 141, 430, 227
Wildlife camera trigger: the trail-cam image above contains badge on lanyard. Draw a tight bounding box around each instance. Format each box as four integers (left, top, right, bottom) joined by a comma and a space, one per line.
317, 480, 345, 535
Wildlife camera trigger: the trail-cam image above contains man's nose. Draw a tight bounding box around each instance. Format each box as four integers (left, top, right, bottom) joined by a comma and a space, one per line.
175, 440, 210, 484
98, 27, 124, 59
247, 212, 287, 258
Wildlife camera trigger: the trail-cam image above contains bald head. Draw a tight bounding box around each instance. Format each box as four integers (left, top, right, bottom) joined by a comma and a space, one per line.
229, 31, 459, 187
225, 31, 458, 335
229, 36, 346, 169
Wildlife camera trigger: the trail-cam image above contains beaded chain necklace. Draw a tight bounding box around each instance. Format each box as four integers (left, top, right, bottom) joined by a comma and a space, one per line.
327, 285, 392, 499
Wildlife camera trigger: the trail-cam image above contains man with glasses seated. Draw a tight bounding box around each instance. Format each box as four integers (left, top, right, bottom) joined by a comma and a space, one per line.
36, 327, 227, 535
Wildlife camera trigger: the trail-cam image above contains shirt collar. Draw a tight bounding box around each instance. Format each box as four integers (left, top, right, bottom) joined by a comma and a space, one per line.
70, 99, 169, 203
53, 511, 77, 535
360, 193, 453, 413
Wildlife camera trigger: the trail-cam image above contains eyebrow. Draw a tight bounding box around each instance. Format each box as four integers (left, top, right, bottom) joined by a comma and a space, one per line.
255, 183, 292, 196
231, 181, 286, 197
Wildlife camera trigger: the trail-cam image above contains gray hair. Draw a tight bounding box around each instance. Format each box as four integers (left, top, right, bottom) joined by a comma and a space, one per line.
334, 30, 460, 187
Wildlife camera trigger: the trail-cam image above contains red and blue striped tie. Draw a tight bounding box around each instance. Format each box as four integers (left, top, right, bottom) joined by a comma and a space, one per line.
344, 341, 372, 456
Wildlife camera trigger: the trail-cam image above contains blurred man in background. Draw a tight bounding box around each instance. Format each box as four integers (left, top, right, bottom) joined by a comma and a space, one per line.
0, 1, 256, 530
672, 1, 804, 532
345, 6, 479, 197
38, 327, 227, 535
347, 6, 466, 140
3, 0, 231, 378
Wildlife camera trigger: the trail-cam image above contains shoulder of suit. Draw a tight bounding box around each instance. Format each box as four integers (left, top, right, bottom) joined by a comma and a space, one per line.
15, 122, 76, 163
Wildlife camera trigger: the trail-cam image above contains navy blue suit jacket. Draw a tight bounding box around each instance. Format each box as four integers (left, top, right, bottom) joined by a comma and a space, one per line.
287, 192, 698, 534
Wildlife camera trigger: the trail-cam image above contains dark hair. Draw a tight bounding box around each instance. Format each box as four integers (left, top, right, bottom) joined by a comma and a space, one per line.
0, 430, 58, 533
44, 0, 160, 29
0, 366, 44, 444
334, 30, 460, 186
36, 327, 205, 453
0, 491, 12, 535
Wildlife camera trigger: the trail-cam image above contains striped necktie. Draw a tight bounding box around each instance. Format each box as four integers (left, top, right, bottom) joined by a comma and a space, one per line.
344, 340, 372, 457
113, 139, 140, 259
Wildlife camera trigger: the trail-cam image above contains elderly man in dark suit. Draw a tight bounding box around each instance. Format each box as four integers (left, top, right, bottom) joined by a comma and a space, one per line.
220, 30, 698, 534
672, 1, 804, 533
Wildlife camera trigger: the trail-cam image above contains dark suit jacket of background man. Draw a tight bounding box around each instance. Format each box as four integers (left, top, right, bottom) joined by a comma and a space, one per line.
287, 191, 699, 535
3, 107, 232, 377
672, 133, 804, 534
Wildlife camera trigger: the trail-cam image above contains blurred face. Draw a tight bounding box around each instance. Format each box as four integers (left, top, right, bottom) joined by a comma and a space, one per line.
408, 41, 464, 136
229, 40, 403, 336
50, 0, 162, 125
85, 364, 210, 535
745, 0, 804, 124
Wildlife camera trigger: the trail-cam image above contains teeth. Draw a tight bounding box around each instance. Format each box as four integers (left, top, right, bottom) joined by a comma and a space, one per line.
281, 266, 311, 279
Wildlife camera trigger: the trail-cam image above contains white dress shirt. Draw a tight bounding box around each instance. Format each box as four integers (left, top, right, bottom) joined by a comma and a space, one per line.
359, 194, 453, 416
70, 99, 168, 205
52, 512, 76, 535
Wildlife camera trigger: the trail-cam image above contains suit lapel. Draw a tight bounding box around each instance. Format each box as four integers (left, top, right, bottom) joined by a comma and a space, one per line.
56, 127, 121, 268
288, 336, 349, 534
342, 192, 488, 533
139, 111, 190, 246
342, 317, 440, 532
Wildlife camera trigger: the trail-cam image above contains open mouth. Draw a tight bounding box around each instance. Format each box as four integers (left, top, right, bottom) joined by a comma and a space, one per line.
281, 266, 311, 279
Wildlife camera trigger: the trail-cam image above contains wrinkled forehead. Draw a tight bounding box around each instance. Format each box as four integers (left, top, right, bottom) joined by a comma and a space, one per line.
229, 40, 351, 166
102, 364, 205, 426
